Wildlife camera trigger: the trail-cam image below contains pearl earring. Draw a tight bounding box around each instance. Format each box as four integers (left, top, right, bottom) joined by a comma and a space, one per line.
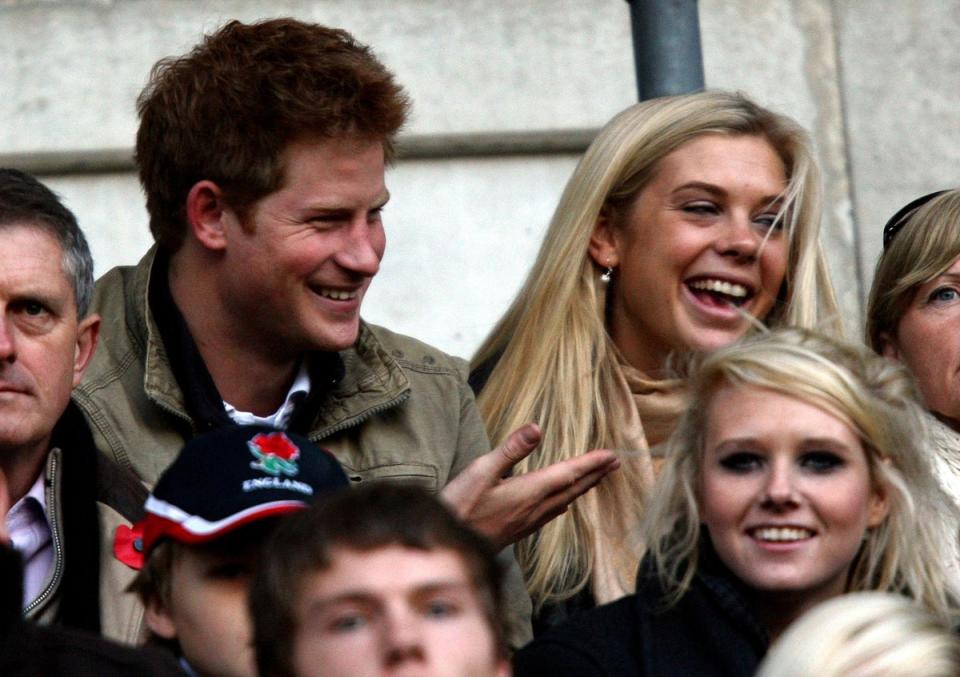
600, 266, 614, 283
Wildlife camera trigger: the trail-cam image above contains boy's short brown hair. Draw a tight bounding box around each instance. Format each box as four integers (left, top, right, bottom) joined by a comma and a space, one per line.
249, 484, 508, 677
136, 17, 410, 252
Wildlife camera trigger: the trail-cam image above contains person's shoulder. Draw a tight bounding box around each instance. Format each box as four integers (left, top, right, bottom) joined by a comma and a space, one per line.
89, 248, 155, 317
360, 322, 469, 379
6, 621, 183, 676
514, 596, 642, 677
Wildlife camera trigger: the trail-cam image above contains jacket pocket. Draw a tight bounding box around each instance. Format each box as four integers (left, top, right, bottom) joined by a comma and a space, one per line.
343, 462, 439, 493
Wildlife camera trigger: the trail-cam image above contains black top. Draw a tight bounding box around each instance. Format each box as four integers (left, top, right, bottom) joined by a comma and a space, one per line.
0, 544, 183, 676
514, 549, 769, 677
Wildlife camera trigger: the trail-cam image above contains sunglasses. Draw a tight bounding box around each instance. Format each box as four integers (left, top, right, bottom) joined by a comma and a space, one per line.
882, 190, 948, 250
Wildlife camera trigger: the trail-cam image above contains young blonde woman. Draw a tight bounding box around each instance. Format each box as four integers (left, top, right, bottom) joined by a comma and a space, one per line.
471, 91, 841, 626
514, 329, 959, 676
866, 188, 960, 501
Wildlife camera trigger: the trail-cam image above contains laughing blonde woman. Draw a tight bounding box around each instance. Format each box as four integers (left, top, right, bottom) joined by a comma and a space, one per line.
470, 91, 841, 628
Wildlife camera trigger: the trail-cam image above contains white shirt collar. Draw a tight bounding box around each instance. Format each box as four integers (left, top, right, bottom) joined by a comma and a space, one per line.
223, 361, 311, 429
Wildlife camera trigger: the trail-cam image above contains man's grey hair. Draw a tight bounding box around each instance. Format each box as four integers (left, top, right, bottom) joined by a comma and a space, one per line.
0, 168, 94, 317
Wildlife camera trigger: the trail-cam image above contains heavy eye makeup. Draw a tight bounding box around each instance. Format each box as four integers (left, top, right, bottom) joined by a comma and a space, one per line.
717, 450, 763, 474
798, 450, 845, 474
712, 442, 849, 475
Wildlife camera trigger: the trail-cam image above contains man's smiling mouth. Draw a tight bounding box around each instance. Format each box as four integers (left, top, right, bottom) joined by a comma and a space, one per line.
311, 286, 359, 301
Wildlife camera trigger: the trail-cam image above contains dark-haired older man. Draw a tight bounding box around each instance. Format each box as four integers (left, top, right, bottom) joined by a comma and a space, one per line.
0, 168, 147, 643
75, 18, 618, 646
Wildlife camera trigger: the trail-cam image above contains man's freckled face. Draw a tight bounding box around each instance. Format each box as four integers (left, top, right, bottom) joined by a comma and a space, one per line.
219, 136, 388, 358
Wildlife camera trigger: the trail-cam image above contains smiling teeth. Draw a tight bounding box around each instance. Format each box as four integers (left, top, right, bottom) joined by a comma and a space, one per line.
689, 279, 748, 298
754, 527, 813, 541
317, 289, 357, 301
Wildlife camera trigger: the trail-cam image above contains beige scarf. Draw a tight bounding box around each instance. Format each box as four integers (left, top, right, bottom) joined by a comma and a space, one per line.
587, 359, 688, 604
620, 361, 688, 455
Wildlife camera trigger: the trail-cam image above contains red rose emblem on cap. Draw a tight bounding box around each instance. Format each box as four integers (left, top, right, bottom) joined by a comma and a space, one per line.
248, 432, 301, 476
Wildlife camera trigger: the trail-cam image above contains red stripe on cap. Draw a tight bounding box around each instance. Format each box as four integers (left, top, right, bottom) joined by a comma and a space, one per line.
139, 502, 307, 555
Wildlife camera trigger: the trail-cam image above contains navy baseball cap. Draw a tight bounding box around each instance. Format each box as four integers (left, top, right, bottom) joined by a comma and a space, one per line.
138, 425, 348, 555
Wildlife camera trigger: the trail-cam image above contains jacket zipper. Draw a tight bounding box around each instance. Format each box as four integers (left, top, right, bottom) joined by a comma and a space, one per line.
23, 452, 65, 617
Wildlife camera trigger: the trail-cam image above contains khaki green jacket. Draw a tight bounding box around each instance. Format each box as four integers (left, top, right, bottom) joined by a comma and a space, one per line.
73, 247, 533, 645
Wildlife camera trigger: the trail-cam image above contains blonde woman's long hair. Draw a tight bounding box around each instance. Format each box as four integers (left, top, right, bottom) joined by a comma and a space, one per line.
472, 91, 841, 610
645, 328, 959, 623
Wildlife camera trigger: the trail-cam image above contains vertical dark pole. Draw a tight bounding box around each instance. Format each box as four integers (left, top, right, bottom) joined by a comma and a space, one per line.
626, 0, 705, 100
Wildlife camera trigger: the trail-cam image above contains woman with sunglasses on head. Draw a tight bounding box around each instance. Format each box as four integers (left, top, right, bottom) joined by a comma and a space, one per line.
470, 91, 841, 629
513, 328, 959, 676
867, 189, 960, 501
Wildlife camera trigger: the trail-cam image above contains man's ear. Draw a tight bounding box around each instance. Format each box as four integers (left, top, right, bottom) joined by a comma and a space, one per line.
185, 180, 233, 252
878, 332, 900, 361
588, 207, 620, 269
72, 313, 100, 387
144, 594, 178, 641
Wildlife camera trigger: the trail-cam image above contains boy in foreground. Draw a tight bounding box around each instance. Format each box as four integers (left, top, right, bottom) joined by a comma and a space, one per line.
125, 425, 348, 676
251, 484, 512, 677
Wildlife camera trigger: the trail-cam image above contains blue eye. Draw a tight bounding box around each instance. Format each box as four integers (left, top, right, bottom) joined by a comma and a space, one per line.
800, 451, 843, 473
754, 213, 784, 230
928, 287, 959, 304
424, 599, 459, 619
330, 614, 367, 632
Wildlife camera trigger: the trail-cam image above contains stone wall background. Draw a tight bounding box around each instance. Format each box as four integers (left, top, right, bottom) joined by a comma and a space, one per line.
3, 0, 958, 357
